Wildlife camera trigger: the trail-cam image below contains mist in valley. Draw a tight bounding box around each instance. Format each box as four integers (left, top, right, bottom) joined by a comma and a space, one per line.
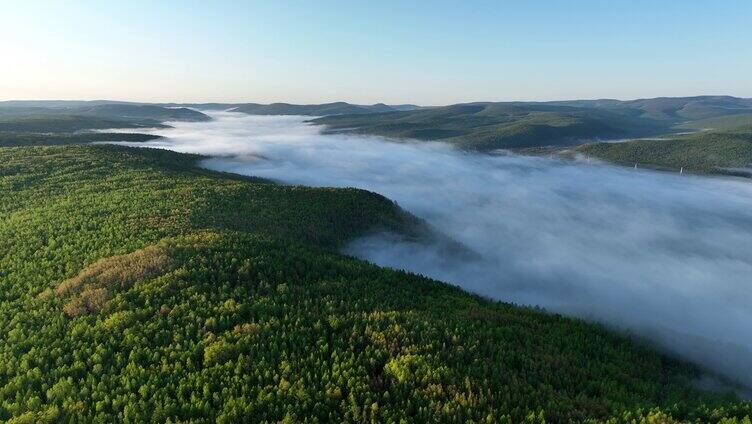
117, 111, 752, 389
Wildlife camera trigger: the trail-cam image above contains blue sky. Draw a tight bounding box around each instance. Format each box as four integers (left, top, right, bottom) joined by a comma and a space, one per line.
1, 0, 750, 104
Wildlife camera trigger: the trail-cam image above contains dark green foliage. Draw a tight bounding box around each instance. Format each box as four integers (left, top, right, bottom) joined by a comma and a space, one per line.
0, 144, 750, 423
0, 132, 160, 147
578, 126, 752, 173
311, 103, 670, 151
0, 113, 166, 132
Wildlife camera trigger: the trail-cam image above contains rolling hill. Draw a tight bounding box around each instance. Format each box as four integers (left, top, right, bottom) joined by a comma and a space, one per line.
613, 96, 752, 121
309, 96, 752, 152
230, 102, 419, 116
0, 104, 210, 127
676, 113, 752, 131
0, 132, 161, 147
0, 100, 139, 108
73, 104, 210, 122
0, 113, 166, 133
0, 136, 750, 422
0, 100, 420, 115
0, 100, 211, 122
310, 103, 672, 151
532, 96, 752, 122
577, 126, 752, 175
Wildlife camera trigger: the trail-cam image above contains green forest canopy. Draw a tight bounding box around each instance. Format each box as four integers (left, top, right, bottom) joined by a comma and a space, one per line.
0, 142, 750, 423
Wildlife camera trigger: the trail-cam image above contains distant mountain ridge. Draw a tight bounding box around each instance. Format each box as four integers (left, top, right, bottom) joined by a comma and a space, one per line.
0, 100, 139, 108
0, 104, 211, 133
511, 95, 752, 121
0, 100, 422, 116
4, 96, 751, 120
75, 104, 210, 122
228, 101, 420, 116
310, 96, 752, 151
310, 103, 672, 151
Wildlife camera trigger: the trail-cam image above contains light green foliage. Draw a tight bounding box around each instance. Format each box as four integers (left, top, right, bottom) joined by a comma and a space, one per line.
384, 354, 447, 385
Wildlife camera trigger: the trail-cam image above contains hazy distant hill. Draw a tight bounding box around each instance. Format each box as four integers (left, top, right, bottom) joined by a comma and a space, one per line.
5, 96, 751, 122
0, 104, 210, 133
676, 113, 752, 131
0, 113, 165, 133
311, 103, 671, 151
542, 96, 752, 121
231, 101, 420, 116
74, 104, 210, 122
0, 100, 139, 108
309, 96, 752, 151
155, 103, 245, 111
0, 100, 229, 114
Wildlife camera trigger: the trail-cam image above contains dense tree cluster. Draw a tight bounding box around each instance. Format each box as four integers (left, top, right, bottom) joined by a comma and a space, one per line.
0, 144, 749, 422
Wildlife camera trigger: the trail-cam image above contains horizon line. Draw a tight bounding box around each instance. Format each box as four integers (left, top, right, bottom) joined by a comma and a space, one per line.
1, 93, 751, 108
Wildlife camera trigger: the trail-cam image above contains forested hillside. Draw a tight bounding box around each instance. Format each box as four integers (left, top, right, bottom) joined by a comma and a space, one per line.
307, 96, 752, 152
578, 126, 752, 174
0, 104, 204, 147
676, 114, 752, 131
0, 113, 166, 133
0, 143, 750, 423
71, 104, 211, 122
0, 104, 210, 133
0, 132, 160, 147
310, 104, 670, 151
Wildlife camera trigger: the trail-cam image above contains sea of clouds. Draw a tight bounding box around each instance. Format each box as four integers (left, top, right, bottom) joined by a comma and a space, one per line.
115, 111, 752, 389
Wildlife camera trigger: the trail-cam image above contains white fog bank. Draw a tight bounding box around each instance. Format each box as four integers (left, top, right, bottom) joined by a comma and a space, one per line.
114, 112, 752, 388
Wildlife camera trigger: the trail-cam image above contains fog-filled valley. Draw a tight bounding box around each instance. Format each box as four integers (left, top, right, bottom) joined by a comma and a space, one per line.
6, 1, 752, 420
114, 111, 752, 389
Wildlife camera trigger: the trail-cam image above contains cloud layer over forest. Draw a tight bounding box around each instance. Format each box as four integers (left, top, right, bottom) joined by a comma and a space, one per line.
119, 112, 752, 388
